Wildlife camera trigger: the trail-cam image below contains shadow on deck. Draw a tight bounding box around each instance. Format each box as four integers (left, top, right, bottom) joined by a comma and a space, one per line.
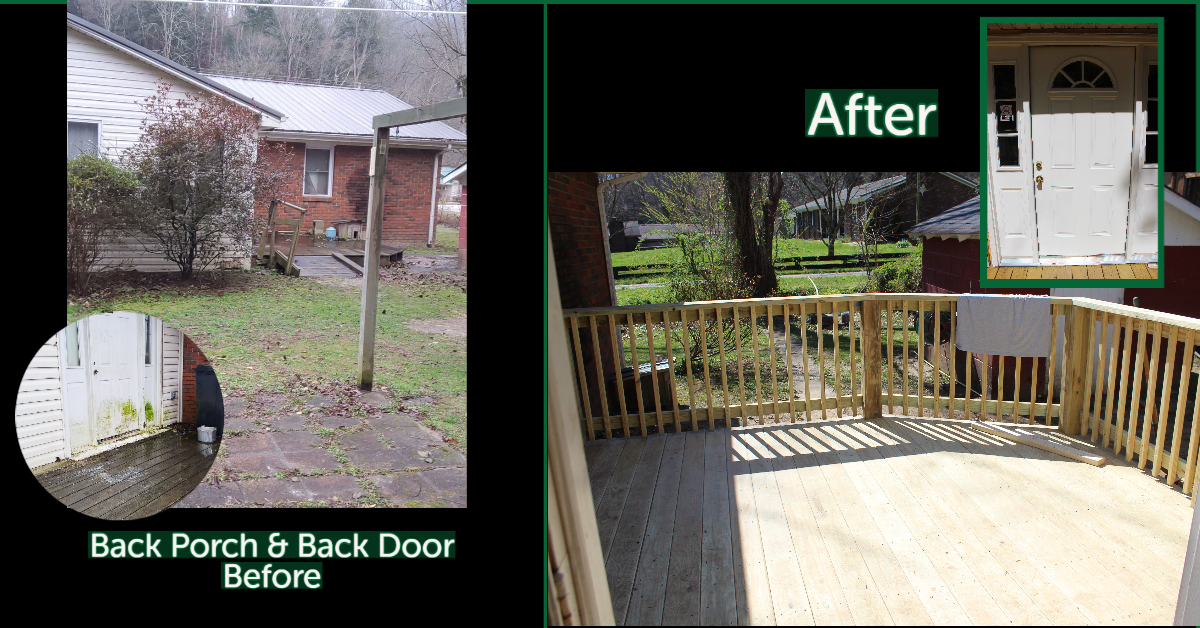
586, 416, 1192, 625
34, 430, 218, 520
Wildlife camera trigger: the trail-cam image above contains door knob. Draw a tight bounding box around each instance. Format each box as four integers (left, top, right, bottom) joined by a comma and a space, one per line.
1035, 175, 1044, 190
1035, 161, 1042, 171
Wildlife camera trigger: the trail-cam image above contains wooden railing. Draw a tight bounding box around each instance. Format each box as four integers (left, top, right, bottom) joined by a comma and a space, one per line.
561, 294, 1200, 506
255, 199, 308, 276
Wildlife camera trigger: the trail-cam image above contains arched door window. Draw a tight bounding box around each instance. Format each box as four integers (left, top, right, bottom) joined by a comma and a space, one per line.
1049, 57, 1116, 89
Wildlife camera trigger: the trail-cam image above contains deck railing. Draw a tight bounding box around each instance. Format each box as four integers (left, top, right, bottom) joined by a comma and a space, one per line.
561, 294, 1200, 505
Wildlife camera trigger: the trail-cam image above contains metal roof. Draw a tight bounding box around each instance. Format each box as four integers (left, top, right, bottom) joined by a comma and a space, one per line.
793, 175, 906, 213
67, 13, 284, 121
907, 196, 981, 236
202, 74, 466, 142
442, 162, 467, 184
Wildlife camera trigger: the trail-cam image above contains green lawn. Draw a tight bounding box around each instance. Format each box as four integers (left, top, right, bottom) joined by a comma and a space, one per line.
431, 226, 459, 254
66, 271, 467, 451
611, 239, 912, 267
616, 273, 873, 307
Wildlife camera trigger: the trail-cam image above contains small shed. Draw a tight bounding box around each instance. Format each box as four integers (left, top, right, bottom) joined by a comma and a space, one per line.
17, 313, 184, 469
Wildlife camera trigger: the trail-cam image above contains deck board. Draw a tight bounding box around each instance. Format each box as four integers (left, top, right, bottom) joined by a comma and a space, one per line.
595, 417, 1190, 625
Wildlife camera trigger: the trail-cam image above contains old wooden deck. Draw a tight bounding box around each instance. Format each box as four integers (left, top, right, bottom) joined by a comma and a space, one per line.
987, 263, 1158, 280
587, 417, 1191, 625
35, 430, 216, 519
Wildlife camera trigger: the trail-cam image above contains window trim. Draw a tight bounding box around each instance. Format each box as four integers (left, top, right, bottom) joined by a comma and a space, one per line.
1143, 62, 1158, 167
990, 60, 1022, 169
302, 143, 335, 197
66, 117, 103, 160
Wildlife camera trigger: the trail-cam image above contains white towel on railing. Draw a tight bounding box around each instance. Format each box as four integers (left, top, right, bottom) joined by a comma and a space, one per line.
956, 294, 1051, 357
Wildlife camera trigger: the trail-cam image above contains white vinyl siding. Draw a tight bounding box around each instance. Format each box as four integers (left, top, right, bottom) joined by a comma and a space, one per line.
18, 339, 67, 469
160, 324, 182, 426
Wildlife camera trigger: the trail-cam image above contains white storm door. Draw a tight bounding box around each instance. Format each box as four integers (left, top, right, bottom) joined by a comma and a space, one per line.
87, 312, 142, 440
1030, 46, 1134, 258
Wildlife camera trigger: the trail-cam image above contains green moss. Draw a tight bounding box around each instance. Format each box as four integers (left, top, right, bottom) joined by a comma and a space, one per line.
144, 401, 155, 423
119, 399, 137, 418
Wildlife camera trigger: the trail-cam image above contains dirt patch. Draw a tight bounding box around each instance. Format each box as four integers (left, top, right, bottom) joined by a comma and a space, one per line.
69, 269, 273, 300
407, 316, 465, 337
380, 259, 466, 290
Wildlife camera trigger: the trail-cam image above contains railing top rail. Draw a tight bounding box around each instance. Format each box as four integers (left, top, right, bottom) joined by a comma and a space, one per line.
562, 293, 1075, 318
279, 200, 308, 214
1072, 297, 1200, 331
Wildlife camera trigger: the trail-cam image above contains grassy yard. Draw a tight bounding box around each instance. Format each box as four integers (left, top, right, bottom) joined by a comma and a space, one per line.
611, 239, 911, 267
66, 270, 467, 452
430, 225, 459, 254
616, 273, 873, 307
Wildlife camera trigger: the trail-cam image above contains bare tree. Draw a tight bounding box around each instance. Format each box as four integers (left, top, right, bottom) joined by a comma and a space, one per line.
273, 1, 321, 80
786, 172, 869, 257
725, 172, 784, 298
151, 0, 192, 62
395, 0, 466, 97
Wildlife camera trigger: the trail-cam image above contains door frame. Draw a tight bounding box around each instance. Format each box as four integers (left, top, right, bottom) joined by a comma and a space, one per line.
986, 34, 1158, 266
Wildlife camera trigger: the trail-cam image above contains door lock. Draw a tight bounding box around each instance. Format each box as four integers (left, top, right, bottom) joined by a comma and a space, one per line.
1035, 175, 1044, 190
1035, 161, 1042, 171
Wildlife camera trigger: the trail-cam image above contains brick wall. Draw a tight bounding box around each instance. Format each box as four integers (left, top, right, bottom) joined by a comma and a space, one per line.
458, 185, 467, 269
181, 335, 211, 425
548, 172, 619, 429
258, 142, 440, 245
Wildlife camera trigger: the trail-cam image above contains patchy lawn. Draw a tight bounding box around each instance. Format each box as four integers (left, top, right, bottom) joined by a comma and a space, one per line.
611, 239, 911, 267
616, 274, 872, 307
67, 268, 467, 453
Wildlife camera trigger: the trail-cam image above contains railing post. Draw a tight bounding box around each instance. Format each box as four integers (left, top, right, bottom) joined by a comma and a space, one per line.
1062, 303, 1086, 435
862, 299, 882, 420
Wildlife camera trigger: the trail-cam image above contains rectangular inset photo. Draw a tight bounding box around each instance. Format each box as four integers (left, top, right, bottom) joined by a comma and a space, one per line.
981, 20, 1165, 285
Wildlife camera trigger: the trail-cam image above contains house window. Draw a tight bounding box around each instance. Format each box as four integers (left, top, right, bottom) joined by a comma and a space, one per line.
304, 147, 333, 196
992, 64, 1019, 168
67, 120, 99, 160
65, 322, 80, 367
1144, 64, 1158, 166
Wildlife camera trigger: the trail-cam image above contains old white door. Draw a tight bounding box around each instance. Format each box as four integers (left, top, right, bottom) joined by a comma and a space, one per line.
87, 312, 143, 440
1030, 46, 1135, 258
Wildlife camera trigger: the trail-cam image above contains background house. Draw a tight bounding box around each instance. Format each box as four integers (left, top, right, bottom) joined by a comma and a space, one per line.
607, 222, 698, 253
67, 12, 467, 272
792, 172, 977, 241
442, 162, 467, 269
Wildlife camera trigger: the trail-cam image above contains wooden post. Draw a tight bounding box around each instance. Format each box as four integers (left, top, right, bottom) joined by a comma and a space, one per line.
862, 299, 882, 419
1061, 304, 1087, 435
357, 126, 389, 390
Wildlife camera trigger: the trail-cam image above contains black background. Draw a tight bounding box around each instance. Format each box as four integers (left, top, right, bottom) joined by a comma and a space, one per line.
548, 4, 1195, 173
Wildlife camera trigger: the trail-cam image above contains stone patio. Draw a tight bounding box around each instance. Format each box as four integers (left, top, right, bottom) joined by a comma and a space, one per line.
173, 387, 464, 508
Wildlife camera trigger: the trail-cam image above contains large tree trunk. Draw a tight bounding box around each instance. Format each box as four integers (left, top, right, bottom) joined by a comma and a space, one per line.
725, 172, 783, 298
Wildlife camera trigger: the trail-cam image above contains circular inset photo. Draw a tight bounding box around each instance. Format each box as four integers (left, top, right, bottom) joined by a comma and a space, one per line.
18, 312, 223, 519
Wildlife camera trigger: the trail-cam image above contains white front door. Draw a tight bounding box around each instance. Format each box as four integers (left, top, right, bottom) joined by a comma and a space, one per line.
87, 312, 143, 440
1030, 46, 1135, 258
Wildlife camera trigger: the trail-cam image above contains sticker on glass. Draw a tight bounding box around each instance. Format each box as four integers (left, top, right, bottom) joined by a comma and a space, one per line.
999, 104, 1013, 122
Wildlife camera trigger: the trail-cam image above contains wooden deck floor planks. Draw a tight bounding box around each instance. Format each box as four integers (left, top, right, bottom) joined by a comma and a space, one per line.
585, 417, 1190, 625
987, 263, 1158, 280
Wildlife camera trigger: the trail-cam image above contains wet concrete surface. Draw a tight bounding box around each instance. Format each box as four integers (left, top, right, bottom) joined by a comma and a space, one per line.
36, 430, 217, 519
271, 235, 402, 259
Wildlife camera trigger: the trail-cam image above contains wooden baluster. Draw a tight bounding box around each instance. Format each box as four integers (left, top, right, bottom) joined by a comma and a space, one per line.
767, 304, 782, 422
646, 312, 663, 432
1168, 329, 1196, 485
1152, 325, 1178, 475
933, 301, 942, 418
1029, 344, 1040, 425
887, 300, 896, 415
589, 316, 613, 440
1185, 364, 1200, 496
833, 301, 843, 417
569, 316, 594, 441
1138, 321, 1163, 467
997, 352, 1007, 422
1080, 309, 1098, 437
801, 302, 812, 420
1101, 316, 1122, 447
1113, 316, 1134, 456
917, 300, 926, 417
818, 300, 827, 419
715, 306, 731, 428
949, 300, 958, 418
698, 308, 716, 430
1045, 304, 1057, 426
1126, 317, 1149, 461
627, 313, 647, 435
733, 305, 748, 426
680, 310, 697, 432
1013, 356, 1023, 421
849, 301, 858, 415
784, 304, 798, 423
751, 305, 763, 423
661, 310, 679, 435
608, 316, 631, 435
903, 300, 911, 416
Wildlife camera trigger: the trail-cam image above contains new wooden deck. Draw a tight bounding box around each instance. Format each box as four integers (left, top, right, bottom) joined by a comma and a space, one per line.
586, 417, 1192, 625
35, 430, 217, 519
987, 263, 1158, 280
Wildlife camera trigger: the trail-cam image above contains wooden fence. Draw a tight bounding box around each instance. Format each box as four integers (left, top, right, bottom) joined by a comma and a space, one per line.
611, 252, 909, 279
561, 294, 1200, 506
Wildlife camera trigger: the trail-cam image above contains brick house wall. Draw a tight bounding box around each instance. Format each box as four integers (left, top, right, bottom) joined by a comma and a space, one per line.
548, 171, 619, 427
258, 142, 440, 244
181, 335, 211, 425
458, 185, 467, 269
